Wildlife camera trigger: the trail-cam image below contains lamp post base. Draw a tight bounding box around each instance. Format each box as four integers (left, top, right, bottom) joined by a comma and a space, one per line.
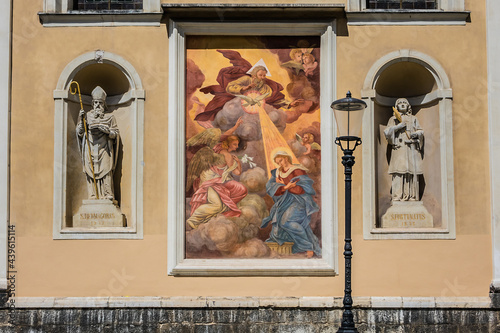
337, 309, 358, 333
338, 328, 358, 333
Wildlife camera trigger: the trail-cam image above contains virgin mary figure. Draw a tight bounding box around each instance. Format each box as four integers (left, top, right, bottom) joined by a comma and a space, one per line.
260, 150, 321, 258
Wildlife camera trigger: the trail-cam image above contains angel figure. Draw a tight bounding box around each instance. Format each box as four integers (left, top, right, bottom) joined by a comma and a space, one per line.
302, 53, 318, 77
296, 132, 321, 157
186, 118, 248, 229
281, 49, 305, 75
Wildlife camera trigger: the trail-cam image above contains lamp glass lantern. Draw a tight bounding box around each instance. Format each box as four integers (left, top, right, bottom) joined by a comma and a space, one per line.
331, 91, 366, 151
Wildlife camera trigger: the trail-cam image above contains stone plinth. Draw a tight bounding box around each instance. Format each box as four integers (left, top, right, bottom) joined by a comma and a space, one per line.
266, 242, 294, 255
73, 199, 125, 228
381, 201, 433, 228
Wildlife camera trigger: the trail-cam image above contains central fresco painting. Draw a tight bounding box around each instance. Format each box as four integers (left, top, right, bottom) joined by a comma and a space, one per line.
185, 36, 322, 259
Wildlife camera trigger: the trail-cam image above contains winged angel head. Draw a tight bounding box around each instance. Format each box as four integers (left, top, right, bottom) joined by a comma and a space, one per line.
185, 120, 249, 229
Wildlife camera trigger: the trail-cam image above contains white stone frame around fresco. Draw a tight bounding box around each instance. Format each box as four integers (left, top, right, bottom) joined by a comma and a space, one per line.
361, 49, 456, 240
167, 20, 339, 276
53, 51, 144, 240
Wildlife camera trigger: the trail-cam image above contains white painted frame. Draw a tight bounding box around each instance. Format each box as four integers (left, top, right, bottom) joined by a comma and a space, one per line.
167, 20, 339, 276
361, 49, 456, 240
53, 51, 144, 240
486, 0, 500, 292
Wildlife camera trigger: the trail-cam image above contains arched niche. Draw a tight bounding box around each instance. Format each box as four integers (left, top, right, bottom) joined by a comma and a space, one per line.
53, 50, 144, 239
361, 49, 456, 240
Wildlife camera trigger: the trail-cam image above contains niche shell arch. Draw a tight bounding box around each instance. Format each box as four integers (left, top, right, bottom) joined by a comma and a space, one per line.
53, 50, 144, 239
361, 49, 456, 240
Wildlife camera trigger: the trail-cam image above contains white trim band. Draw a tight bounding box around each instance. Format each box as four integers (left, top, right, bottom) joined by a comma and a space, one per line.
11, 296, 493, 309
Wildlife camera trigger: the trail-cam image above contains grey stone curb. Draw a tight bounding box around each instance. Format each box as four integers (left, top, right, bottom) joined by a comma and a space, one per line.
9, 296, 493, 309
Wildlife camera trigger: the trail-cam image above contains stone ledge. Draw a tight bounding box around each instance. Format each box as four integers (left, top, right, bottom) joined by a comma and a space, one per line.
402, 297, 436, 308
38, 12, 162, 27
259, 297, 300, 308
10, 296, 493, 309
346, 10, 470, 26
435, 297, 492, 308
108, 296, 161, 308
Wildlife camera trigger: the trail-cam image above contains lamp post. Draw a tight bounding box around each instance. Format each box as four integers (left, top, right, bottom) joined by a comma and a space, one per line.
331, 91, 367, 333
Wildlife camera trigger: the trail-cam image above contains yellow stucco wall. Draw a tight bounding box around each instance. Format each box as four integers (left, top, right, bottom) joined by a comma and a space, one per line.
10, 0, 491, 297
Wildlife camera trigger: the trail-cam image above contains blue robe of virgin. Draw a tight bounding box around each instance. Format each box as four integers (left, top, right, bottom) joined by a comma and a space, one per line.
261, 168, 321, 256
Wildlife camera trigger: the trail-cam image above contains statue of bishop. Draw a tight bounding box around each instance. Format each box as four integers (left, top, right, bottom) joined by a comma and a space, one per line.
76, 86, 120, 201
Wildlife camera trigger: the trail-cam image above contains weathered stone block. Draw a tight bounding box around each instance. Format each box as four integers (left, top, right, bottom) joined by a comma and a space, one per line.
461, 325, 491, 333
11, 309, 39, 326
271, 324, 313, 333
192, 309, 214, 324
80, 309, 114, 326
159, 323, 194, 333
353, 308, 368, 325
326, 309, 342, 325
213, 309, 238, 323
115, 309, 144, 326
56, 309, 81, 326
302, 309, 327, 323
372, 309, 403, 325
315, 324, 339, 333
194, 324, 235, 333
272, 309, 303, 323
490, 293, 500, 309
34, 325, 75, 333
247, 323, 271, 333
142, 309, 169, 325
416, 308, 444, 325
411, 324, 459, 333
109, 324, 150, 333
238, 309, 258, 324
354, 322, 370, 333
379, 324, 405, 333
458, 309, 491, 326
253, 308, 272, 323
172, 309, 193, 323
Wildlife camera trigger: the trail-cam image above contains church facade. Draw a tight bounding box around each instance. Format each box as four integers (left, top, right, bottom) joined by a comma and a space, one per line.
0, 0, 499, 331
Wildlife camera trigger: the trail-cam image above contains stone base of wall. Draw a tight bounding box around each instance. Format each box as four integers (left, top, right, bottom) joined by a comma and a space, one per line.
0, 307, 499, 332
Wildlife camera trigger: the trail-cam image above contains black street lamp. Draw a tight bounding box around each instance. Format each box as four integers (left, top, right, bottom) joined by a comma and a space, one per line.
331, 91, 367, 333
